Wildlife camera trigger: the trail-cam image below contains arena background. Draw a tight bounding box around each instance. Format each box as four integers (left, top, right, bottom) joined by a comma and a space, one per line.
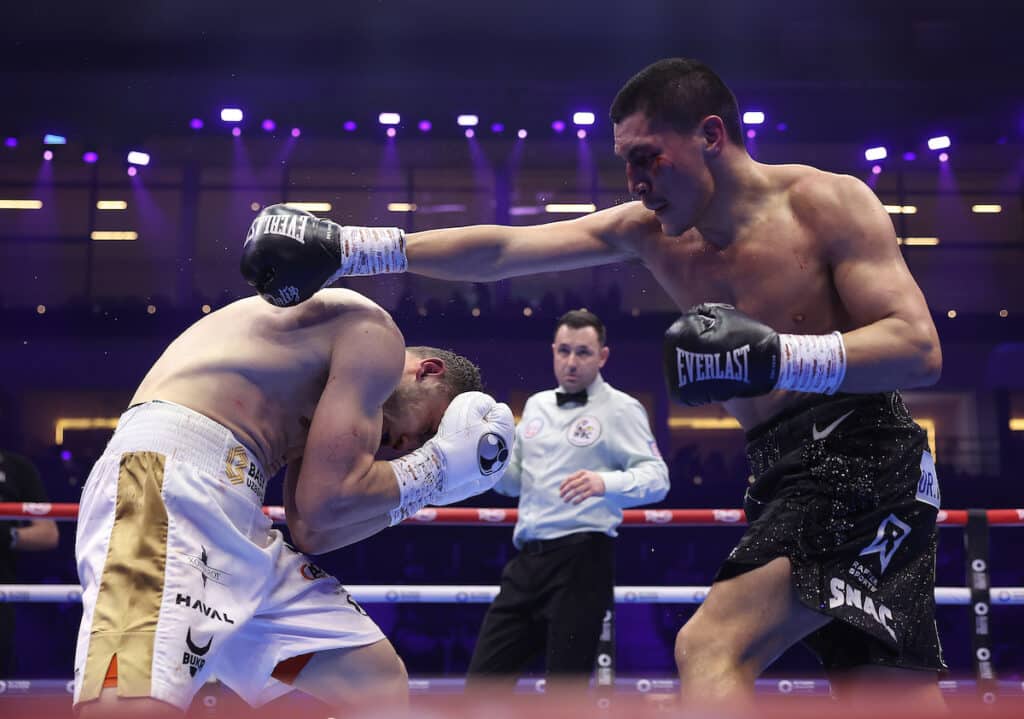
0, 0, 1022, 697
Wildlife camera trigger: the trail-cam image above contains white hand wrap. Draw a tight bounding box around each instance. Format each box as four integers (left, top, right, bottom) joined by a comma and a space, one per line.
386, 391, 514, 526
323, 225, 407, 288
775, 331, 847, 395
387, 443, 446, 526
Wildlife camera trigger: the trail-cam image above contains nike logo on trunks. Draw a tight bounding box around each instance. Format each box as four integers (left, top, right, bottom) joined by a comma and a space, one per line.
811, 409, 855, 441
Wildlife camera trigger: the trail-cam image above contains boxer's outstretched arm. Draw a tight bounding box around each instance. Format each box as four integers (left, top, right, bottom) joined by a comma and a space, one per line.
807, 175, 942, 392
406, 201, 651, 281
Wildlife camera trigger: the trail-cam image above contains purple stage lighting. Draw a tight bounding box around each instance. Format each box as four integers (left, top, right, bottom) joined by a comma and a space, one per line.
386, 127, 397, 138
343, 121, 357, 132
5, 137, 17, 148
742, 111, 765, 125
871, 165, 882, 175
746, 129, 757, 139
43, 150, 53, 161
491, 123, 504, 133
903, 151, 917, 161
60, 450, 72, 462
928, 135, 951, 151
378, 113, 401, 126
517, 129, 528, 139
418, 120, 432, 132
465, 128, 475, 138
82, 151, 98, 164
776, 122, 788, 132
864, 146, 888, 161
261, 119, 276, 132
189, 118, 204, 130
576, 129, 587, 139
220, 108, 243, 122
231, 127, 242, 137
572, 111, 595, 126
551, 120, 566, 133
127, 151, 150, 166
291, 127, 301, 138
127, 166, 137, 177
938, 152, 949, 163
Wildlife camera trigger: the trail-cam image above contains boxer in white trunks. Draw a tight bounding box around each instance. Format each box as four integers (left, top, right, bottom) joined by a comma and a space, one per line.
73, 288, 513, 715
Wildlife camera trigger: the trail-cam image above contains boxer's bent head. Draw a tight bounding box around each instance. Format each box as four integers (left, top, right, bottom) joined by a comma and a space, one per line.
610, 58, 745, 236
380, 346, 483, 454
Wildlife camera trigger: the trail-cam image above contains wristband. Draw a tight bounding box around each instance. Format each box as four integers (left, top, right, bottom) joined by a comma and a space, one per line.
324, 225, 407, 287
387, 442, 446, 527
775, 331, 847, 395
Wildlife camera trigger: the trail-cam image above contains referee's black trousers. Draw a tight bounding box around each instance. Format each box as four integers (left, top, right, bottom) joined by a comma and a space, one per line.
466, 531, 614, 689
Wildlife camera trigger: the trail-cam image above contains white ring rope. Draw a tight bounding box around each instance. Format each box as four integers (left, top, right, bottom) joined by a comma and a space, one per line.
2, 584, 1022, 605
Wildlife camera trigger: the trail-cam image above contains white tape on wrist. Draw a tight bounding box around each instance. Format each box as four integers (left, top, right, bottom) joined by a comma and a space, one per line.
775, 331, 847, 394
387, 442, 446, 526
324, 225, 407, 287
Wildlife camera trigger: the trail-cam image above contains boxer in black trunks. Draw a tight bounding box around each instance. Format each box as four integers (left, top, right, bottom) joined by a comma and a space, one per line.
239, 58, 945, 708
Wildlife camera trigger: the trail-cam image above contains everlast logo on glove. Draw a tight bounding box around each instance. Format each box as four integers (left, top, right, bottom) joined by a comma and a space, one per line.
244, 213, 310, 246
477, 433, 510, 475
663, 303, 782, 407
676, 345, 751, 387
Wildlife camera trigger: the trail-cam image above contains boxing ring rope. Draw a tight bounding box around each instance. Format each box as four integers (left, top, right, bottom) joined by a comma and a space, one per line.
2, 503, 1023, 526
2, 503, 1021, 702
3, 583, 1023, 606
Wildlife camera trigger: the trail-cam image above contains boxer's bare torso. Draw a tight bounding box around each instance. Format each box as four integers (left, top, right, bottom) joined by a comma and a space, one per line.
409, 159, 937, 430
613, 164, 857, 429
131, 289, 397, 473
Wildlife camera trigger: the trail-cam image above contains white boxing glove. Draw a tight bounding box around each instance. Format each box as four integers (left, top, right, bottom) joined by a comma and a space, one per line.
387, 391, 514, 526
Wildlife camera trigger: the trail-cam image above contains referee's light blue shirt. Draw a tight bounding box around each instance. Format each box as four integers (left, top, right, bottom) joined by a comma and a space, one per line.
493, 374, 670, 548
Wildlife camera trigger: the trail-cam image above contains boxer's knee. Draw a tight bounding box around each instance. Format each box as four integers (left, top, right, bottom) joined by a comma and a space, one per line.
674, 613, 758, 686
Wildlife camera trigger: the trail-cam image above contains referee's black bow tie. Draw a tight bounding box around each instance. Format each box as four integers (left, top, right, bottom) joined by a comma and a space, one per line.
555, 390, 588, 407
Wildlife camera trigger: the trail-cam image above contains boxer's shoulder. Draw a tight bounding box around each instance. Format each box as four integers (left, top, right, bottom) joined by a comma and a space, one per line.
261, 288, 395, 335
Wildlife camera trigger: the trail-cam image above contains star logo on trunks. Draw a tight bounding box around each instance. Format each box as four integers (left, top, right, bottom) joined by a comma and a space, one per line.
225, 446, 248, 485
183, 629, 212, 678
858, 513, 912, 575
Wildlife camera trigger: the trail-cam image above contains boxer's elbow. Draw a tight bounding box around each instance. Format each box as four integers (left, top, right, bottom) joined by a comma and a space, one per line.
908, 326, 942, 387
286, 517, 325, 555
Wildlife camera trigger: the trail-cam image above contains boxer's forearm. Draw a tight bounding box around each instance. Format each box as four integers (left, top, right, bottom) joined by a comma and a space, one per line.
407, 225, 519, 281
286, 458, 400, 553
292, 513, 391, 555
12, 520, 59, 551
407, 217, 629, 281
839, 317, 942, 392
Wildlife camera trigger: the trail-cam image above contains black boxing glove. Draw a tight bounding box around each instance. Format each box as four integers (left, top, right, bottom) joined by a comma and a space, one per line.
663, 303, 847, 406
240, 204, 407, 307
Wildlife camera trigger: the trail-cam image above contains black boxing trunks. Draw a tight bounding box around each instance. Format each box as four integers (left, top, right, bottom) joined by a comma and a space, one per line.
716, 391, 946, 672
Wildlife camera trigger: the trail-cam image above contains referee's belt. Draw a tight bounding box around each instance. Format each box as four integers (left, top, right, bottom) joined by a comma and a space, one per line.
518, 531, 608, 555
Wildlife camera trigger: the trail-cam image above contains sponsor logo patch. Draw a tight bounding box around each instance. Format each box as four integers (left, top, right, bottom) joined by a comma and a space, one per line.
828, 577, 896, 641
185, 546, 229, 587
477, 433, 510, 475
915, 451, 941, 509
183, 629, 212, 678
175, 593, 235, 624
522, 417, 544, 439
676, 345, 751, 388
859, 513, 911, 575
567, 416, 602, 447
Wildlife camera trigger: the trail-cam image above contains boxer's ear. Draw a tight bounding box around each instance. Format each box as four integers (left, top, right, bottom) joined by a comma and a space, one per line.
415, 357, 445, 381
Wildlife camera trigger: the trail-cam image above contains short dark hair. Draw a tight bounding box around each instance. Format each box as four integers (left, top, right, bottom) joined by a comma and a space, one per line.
407, 346, 483, 398
609, 58, 744, 146
555, 309, 606, 346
